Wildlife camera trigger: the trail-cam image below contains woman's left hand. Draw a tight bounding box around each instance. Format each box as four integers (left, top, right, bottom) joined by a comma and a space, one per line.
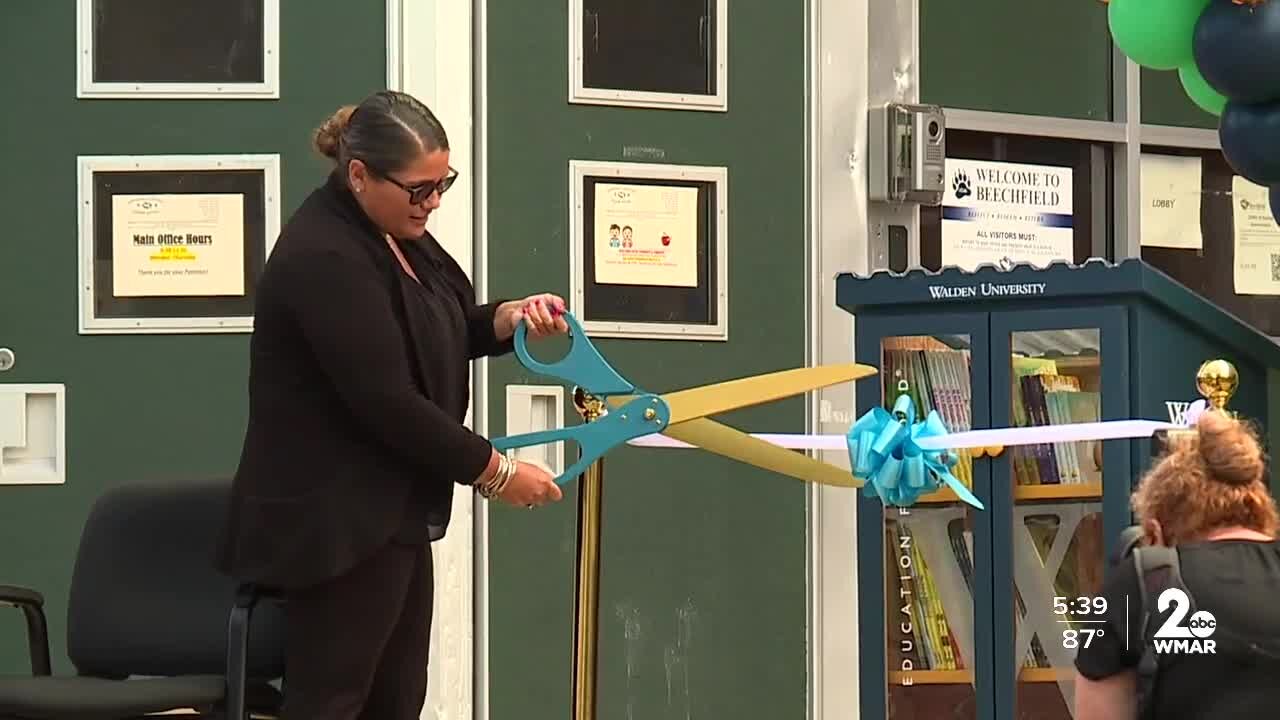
496, 293, 569, 340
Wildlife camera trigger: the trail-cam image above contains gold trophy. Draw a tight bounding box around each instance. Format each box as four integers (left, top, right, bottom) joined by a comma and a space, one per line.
1159, 359, 1238, 450
1195, 359, 1239, 416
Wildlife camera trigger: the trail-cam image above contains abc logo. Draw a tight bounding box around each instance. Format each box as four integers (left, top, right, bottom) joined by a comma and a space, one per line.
1187, 610, 1217, 639
1153, 588, 1217, 653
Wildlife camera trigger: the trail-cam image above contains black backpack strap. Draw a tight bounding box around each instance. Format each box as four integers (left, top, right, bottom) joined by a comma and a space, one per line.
1132, 545, 1192, 720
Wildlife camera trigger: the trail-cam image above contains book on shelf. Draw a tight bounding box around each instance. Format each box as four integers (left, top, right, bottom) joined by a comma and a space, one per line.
883, 511, 1106, 677
885, 518, 966, 672
1012, 356, 1102, 486
881, 336, 975, 492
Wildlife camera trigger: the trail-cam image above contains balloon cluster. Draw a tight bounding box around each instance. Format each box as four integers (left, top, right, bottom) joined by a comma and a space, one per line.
1107, 0, 1280, 224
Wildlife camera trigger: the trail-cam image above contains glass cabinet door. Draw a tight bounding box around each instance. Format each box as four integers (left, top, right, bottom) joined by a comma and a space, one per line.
856, 316, 994, 720
988, 309, 1129, 720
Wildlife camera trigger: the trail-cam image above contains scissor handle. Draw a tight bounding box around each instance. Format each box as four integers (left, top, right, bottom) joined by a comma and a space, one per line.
491, 394, 670, 485
513, 311, 635, 396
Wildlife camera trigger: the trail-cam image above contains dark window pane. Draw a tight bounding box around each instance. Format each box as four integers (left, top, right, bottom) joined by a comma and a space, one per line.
1141, 147, 1280, 337
93, 0, 265, 84
1140, 68, 1219, 130
581, 0, 716, 96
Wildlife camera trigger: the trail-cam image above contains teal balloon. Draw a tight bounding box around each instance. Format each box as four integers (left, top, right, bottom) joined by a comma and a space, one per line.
1109, 0, 1212, 70
1179, 63, 1226, 116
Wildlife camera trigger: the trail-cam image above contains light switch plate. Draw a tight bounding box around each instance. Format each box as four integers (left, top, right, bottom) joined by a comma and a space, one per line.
0, 384, 66, 485
505, 384, 565, 475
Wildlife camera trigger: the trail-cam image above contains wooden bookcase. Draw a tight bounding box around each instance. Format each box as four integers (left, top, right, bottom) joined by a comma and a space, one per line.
835, 258, 1280, 720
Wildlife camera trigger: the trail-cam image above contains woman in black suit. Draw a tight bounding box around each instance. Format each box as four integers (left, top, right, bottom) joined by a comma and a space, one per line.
217, 90, 566, 720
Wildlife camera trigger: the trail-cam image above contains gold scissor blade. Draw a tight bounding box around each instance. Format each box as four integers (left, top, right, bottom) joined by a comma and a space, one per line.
662, 417, 862, 488
659, 363, 877, 425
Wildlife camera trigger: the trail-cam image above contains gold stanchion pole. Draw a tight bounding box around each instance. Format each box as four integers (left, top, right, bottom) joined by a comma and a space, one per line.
571, 386, 604, 720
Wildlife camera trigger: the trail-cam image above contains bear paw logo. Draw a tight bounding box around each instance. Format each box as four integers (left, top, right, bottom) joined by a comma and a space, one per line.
952, 170, 972, 200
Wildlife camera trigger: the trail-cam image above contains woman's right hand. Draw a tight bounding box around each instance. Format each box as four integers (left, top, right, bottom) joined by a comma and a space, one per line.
497, 459, 564, 508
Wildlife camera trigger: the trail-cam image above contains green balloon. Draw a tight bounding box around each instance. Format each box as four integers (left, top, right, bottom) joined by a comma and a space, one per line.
1179, 63, 1226, 116
1108, 0, 1211, 70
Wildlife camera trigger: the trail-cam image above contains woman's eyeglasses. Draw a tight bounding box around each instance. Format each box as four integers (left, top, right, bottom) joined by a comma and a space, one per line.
378, 167, 459, 205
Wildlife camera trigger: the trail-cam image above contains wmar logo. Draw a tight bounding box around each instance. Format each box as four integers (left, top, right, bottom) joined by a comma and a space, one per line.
951, 170, 972, 200
1153, 587, 1216, 654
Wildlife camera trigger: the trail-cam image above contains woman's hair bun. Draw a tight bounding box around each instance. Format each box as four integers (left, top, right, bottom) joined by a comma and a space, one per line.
313, 105, 357, 160
1196, 409, 1265, 487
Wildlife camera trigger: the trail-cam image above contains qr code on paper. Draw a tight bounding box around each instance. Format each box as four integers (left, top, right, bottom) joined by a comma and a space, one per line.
1272, 253, 1280, 281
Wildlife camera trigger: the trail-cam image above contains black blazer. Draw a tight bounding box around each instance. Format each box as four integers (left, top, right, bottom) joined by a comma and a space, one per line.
216, 172, 512, 590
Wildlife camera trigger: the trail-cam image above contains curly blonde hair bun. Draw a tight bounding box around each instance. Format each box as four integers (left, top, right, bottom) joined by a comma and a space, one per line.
1197, 409, 1266, 487
1131, 409, 1277, 542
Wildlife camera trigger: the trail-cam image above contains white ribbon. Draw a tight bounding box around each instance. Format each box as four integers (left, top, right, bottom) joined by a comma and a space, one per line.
627, 418, 1184, 451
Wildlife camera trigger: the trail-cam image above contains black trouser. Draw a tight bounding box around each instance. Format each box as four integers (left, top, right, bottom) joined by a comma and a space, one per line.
279, 541, 433, 720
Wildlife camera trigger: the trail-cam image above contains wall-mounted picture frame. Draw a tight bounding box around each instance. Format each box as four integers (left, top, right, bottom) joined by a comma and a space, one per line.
569, 160, 728, 341
77, 0, 280, 99
76, 154, 281, 334
568, 0, 727, 112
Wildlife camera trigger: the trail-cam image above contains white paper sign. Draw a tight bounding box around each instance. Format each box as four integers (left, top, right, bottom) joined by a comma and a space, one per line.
1139, 153, 1203, 250
592, 182, 699, 287
111, 193, 246, 297
941, 159, 1074, 271
1232, 176, 1280, 296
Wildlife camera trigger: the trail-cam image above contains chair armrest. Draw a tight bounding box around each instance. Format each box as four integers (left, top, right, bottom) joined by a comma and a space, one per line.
0, 584, 52, 676
225, 584, 275, 720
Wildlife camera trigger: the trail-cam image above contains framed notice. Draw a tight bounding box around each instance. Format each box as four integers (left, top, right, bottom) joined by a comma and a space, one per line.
77, 0, 280, 99
77, 154, 281, 334
569, 160, 728, 341
939, 157, 1075, 271
569, 0, 727, 112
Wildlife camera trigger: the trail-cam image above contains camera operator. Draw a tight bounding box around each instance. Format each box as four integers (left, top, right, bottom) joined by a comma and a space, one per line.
1073, 409, 1280, 719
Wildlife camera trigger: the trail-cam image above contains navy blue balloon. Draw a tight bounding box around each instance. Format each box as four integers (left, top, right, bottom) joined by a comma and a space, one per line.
1220, 100, 1280, 186
1272, 185, 1280, 227
1193, 0, 1280, 104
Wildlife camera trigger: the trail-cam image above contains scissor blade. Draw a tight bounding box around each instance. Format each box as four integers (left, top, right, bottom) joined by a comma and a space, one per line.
659, 364, 877, 425
662, 417, 862, 489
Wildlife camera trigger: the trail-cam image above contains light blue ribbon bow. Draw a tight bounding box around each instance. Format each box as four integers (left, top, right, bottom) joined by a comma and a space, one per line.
845, 393, 985, 509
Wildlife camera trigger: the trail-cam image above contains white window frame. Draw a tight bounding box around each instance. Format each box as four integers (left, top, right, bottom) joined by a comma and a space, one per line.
566, 159, 730, 342
567, 0, 729, 112
75, 153, 281, 335
76, 0, 280, 99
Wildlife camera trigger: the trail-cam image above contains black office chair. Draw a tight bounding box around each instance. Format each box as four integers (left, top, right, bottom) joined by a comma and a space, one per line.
0, 478, 285, 719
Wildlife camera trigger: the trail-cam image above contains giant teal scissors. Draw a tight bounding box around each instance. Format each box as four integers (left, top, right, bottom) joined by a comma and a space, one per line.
490, 312, 878, 487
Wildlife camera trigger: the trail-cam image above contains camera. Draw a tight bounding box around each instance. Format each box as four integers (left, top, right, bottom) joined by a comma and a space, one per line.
869, 102, 947, 205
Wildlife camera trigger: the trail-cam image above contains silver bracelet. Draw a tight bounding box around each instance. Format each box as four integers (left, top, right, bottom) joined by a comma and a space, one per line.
477, 452, 516, 498
492, 453, 516, 496
476, 455, 500, 498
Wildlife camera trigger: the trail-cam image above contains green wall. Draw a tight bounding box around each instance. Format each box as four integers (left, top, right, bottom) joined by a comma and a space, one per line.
0, 3, 385, 674
921, 1, 1113, 120
483, 2, 812, 718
